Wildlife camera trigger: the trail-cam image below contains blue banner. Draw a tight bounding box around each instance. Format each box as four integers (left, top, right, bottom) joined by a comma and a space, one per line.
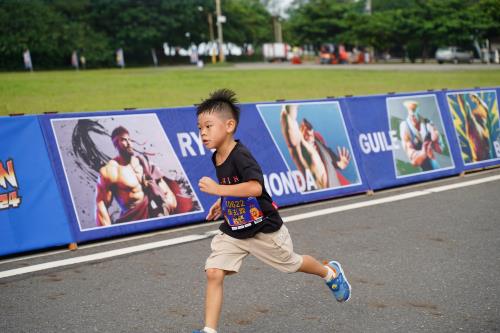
0, 116, 73, 256
2, 87, 498, 253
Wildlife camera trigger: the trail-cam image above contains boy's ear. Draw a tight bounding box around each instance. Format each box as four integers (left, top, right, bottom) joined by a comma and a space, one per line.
226, 118, 237, 132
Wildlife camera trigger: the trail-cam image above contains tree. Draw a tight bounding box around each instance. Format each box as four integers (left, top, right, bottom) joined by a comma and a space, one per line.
87, 0, 205, 64
285, 0, 361, 48
0, 0, 66, 69
284, 0, 497, 62
223, 0, 273, 46
402, 0, 477, 62
371, 0, 417, 11
0, 0, 112, 69
469, 0, 500, 44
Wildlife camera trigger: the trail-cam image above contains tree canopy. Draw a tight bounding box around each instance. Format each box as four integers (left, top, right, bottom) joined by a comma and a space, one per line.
1, 0, 498, 69
285, 0, 499, 60
0, 0, 273, 69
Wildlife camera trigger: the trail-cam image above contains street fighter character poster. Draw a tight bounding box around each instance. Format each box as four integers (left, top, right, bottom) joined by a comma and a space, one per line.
51, 113, 202, 231
446, 91, 500, 165
387, 95, 454, 177
257, 101, 361, 193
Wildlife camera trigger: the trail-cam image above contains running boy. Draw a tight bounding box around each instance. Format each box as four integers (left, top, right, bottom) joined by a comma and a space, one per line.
194, 89, 351, 333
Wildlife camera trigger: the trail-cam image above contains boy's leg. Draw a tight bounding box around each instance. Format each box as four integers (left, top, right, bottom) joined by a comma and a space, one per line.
250, 227, 326, 277
298, 255, 329, 278
299, 255, 352, 302
250, 226, 351, 302
201, 232, 249, 331
205, 268, 226, 330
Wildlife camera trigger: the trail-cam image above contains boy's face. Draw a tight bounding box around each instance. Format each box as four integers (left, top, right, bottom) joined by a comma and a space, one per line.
197, 111, 235, 150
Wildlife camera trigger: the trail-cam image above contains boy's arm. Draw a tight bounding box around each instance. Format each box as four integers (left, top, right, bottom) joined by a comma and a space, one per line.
206, 197, 222, 220
199, 177, 262, 197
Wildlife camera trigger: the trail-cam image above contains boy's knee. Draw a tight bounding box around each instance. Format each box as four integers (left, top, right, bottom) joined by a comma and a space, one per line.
206, 268, 225, 282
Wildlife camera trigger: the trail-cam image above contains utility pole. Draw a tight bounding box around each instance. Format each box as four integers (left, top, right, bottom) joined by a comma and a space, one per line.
365, 0, 373, 63
198, 6, 217, 64
208, 13, 215, 42
207, 13, 216, 64
273, 16, 283, 43
215, 0, 225, 62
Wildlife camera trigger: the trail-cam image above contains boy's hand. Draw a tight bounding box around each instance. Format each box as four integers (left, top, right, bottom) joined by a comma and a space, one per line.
199, 176, 220, 195
206, 198, 222, 220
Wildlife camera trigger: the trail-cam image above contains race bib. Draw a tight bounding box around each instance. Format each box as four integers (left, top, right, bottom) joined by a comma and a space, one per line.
222, 196, 264, 230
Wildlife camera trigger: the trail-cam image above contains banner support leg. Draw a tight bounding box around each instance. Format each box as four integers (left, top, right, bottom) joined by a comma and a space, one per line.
68, 243, 78, 251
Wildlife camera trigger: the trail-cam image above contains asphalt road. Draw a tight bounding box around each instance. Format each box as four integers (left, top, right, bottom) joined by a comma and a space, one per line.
1, 169, 499, 333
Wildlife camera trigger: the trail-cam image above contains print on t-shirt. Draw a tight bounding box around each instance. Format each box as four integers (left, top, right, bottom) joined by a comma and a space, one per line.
222, 196, 264, 230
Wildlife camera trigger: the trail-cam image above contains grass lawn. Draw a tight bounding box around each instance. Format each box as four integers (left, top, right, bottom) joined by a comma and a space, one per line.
0, 65, 499, 116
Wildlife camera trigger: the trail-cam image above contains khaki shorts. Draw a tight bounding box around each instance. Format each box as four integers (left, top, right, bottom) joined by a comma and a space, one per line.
205, 225, 303, 274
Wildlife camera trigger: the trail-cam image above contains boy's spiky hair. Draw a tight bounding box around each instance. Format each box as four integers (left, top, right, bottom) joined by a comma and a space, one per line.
197, 89, 240, 127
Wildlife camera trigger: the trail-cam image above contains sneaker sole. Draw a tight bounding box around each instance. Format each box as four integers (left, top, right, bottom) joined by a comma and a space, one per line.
328, 260, 352, 303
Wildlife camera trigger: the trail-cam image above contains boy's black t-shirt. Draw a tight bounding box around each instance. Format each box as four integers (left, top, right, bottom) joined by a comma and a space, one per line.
213, 141, 283, 239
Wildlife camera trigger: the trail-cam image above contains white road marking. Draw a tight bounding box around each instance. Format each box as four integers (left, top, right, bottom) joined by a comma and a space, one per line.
0, 221, 221, 265
0, 231, 219, 279
283, 191, 429, 223
285, 175, 500, 223
1, 174, 499, 279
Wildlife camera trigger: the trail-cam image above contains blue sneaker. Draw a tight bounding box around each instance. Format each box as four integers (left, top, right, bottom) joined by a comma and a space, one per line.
325, 260, 351, 302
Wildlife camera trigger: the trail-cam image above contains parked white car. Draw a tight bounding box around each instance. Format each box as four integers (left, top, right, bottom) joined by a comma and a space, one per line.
436, 47, 473, 64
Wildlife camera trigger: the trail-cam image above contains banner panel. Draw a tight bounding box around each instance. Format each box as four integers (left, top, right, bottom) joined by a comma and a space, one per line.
344, 92, 461, 190
255, 100, 367, 205
5, 87, 499, 253
0, 116, 73, 256
40, 111, 205, 243
444, 89, 500, 169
